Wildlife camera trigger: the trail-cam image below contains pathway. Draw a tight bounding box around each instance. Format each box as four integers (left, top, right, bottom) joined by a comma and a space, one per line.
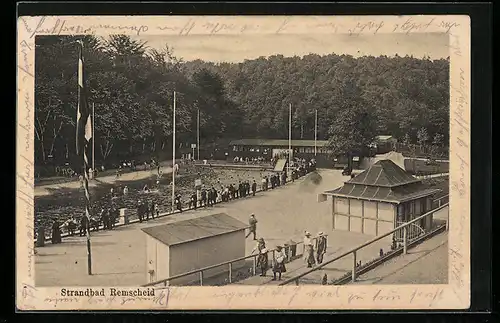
35, 169, 353, 286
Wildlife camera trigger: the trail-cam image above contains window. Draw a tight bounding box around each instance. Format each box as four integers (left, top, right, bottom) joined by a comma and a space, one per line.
233, 146, 237, 152
299, 147, 305, 153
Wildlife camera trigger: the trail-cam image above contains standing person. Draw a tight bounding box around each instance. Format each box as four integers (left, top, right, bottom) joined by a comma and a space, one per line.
189, 192, 197, 209
303, 232, 316, 268
315, 232, 327, 264
237, 181, 242, 199
79, 214, 89, 236
100, 208, 108, 230
207, 188, 213, 207
151, 202, 157, 219
281, 172, 286, 185
257, 247, 269, 277
246, 181, 251, 196
272, 246, 287, 281
149, 200, 155, 219
251, 238, 266, 254
123, 186, 129, 196
137, 200, 144, 223
246, 214, 258, 240
109, 207, 117, 229
261, 177, 266, 191
201, 186, 207, 207
212, 187, 218, 205
51, 220, 62, 244
175, 194, 183, 213
252, 180, 257, 196
99, 208, 107, 230
144, 200, 150, 221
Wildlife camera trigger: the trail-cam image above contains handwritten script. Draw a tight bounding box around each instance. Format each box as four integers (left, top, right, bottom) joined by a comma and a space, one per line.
19, 16, 463, 38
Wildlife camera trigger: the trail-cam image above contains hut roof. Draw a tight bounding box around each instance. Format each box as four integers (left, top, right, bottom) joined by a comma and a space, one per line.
141, 213, 248, 246
324, 160, 441, 203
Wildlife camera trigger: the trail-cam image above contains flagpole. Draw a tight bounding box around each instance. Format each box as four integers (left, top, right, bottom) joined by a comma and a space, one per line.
288, 103, 292, 175
92, 102, 95, 175
314, 109, 317, 156
197, 107, 200, 161
172, 91, 176, 212
76, 40, 92, 275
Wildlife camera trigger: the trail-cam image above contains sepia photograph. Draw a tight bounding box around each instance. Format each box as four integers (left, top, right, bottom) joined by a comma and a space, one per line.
17, 15, 470, 310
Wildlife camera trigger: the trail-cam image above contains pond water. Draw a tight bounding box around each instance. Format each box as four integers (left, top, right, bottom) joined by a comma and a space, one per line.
34, 166, 275, 236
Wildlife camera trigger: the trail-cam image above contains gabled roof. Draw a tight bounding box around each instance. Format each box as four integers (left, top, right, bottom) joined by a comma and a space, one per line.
141, 213, 248, 246
229, 139, 330, 147
347, 160, 420, 188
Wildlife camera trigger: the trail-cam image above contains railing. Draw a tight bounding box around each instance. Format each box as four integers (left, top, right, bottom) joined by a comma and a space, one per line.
143, 235, 327, 287
36, 163, 314, 244
279, 201, 449, 286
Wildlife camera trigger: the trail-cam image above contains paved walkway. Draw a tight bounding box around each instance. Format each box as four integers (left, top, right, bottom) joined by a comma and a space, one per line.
233, 233, 391, 286
35, 169, 355, 286
350, 232, 448, 285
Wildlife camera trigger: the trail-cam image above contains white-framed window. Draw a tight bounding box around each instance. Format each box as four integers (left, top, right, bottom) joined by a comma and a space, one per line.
233, 146, 237, 152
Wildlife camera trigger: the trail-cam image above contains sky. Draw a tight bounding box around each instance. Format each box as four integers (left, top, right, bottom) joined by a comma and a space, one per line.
129, 33, 449, 63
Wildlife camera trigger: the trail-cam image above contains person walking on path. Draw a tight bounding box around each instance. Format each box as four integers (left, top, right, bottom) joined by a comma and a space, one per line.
246, 214, 258, 240
303, 232, 316, 268
257, 247, 269, 277
252, 180, 257, 196
315, 232, 327, 264
272, 245, 287, 281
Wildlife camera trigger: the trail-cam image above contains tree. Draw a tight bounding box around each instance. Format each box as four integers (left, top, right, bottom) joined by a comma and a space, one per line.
416, 127, 429, 147
327, 103, 377, 168
34, 35, 450, 169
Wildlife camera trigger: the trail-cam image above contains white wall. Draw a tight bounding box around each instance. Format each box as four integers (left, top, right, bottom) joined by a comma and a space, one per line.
364, 201, 377, 219
168, 230, 246, 286
349, 199, 363, 217
378, 203, 395, 222
335, 197, 349, 214
333, 197, 396, 237
146, 235, 170, 284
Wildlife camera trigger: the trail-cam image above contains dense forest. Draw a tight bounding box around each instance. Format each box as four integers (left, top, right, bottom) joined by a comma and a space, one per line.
34, 35, 449, 169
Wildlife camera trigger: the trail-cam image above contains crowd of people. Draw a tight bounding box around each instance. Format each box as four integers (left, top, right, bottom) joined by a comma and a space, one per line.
44, 157, 318, 250
246, 214, 328, 281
